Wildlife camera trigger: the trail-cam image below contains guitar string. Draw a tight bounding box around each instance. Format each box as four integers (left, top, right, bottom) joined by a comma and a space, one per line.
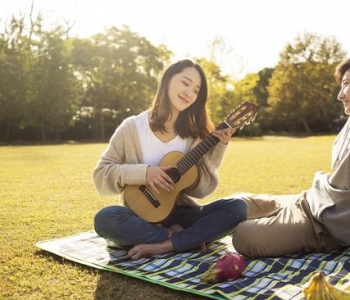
177, 134, 220, 174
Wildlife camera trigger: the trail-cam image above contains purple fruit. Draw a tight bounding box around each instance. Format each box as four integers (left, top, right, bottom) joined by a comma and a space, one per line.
201, 252, 245, 282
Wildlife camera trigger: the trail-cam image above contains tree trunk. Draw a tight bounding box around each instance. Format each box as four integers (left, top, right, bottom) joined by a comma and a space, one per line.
301, 117, 311, 133
99, 110, 105, 141
41, 118, 46, 141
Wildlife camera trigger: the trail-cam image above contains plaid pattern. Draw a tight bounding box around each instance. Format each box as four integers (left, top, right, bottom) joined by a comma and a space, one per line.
35, 232, 350, 300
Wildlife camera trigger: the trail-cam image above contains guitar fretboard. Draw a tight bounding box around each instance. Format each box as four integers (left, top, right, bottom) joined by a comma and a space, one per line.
165, 122, 229, 178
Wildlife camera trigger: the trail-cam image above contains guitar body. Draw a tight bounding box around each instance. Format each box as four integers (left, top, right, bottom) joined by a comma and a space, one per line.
124, 151, 199, 223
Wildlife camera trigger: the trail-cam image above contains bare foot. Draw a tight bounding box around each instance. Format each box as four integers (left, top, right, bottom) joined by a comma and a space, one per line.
128, 239, 174, 260
127, 224, 209, 259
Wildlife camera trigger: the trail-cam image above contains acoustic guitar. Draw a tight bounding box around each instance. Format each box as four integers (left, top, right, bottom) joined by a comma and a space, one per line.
124, 102, 258, 223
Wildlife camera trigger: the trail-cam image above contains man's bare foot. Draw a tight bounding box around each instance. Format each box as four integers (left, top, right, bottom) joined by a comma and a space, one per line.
128, 239, 174, 260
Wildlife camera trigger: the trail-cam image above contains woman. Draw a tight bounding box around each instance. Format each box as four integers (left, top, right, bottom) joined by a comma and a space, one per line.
93, 59, 248, 260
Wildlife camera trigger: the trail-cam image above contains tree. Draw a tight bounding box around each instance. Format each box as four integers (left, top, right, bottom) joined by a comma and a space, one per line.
267, 33, 346, 133
25, 22, 79, 141
253, 68, 274, 132
71, 26, 171, 140
0, 10, 80, 142
198, 58, 261, 136
197, 58, 232, 123
0, 16, 29, 141
253, 68, 273, 106
230, 72, 262, 136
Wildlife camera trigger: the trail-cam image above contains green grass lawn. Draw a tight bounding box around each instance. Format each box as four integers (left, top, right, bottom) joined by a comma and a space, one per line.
0, 136, 335, 299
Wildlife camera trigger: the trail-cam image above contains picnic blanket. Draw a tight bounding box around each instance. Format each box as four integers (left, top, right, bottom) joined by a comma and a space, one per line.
35, 231, 350, 300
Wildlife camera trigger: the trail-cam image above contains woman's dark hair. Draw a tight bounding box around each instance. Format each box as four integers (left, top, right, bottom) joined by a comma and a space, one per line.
149, 59, 213, 139
334, 59, 350, 84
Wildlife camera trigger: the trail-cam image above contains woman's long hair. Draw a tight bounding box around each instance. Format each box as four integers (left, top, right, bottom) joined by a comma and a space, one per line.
149, 59, 214, 139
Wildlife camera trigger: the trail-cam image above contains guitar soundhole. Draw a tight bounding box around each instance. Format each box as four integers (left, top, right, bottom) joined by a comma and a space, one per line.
139, 185, 160, 208
166, 167, 181, 183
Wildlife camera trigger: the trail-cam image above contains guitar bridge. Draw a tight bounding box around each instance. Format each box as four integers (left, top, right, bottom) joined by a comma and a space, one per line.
139, 185, 160, 208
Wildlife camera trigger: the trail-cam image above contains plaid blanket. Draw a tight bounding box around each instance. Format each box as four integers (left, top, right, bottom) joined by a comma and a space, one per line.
35, 231, 350, 300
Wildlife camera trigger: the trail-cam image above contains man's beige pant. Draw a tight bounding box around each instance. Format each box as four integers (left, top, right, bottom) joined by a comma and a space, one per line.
231, 192, 340, 258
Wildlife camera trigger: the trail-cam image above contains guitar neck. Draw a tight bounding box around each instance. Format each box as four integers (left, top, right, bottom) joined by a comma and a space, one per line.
176, 122, 230, 175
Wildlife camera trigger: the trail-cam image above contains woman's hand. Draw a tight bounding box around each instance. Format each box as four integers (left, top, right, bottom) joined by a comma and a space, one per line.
146, 165, 174, 193
212, 127, 236, 145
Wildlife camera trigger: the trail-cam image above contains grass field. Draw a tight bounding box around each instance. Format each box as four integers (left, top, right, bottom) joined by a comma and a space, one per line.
1, 135, 335, 299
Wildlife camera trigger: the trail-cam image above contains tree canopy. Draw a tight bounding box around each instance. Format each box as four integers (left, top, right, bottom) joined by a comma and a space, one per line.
266, 33, 346, 133
0, 13, 347, 142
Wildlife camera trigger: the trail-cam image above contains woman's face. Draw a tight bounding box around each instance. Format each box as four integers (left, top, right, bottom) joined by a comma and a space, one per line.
167, 67, 201, 113
338, 69, 350, 115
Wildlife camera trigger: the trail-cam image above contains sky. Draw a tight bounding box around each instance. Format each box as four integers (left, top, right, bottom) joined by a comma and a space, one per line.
0, 0, 349, 78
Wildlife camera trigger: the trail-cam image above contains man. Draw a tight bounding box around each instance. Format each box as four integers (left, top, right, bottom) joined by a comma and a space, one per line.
231, 59, 350, 258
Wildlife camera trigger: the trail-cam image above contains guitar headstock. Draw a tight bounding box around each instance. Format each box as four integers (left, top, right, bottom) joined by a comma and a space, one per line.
225, 102, 258, 130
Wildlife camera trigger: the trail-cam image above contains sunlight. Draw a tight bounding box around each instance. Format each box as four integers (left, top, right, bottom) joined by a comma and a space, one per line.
0, 0, 349, 78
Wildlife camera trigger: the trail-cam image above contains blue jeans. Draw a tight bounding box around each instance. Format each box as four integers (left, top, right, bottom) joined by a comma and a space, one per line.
94, 198, 248, 252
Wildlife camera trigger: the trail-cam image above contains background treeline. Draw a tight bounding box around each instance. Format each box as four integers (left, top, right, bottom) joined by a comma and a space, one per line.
0, 13, 348, 143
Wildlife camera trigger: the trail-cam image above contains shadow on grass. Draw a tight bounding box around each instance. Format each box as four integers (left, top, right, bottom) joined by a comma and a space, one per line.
35, 249, 205, 300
